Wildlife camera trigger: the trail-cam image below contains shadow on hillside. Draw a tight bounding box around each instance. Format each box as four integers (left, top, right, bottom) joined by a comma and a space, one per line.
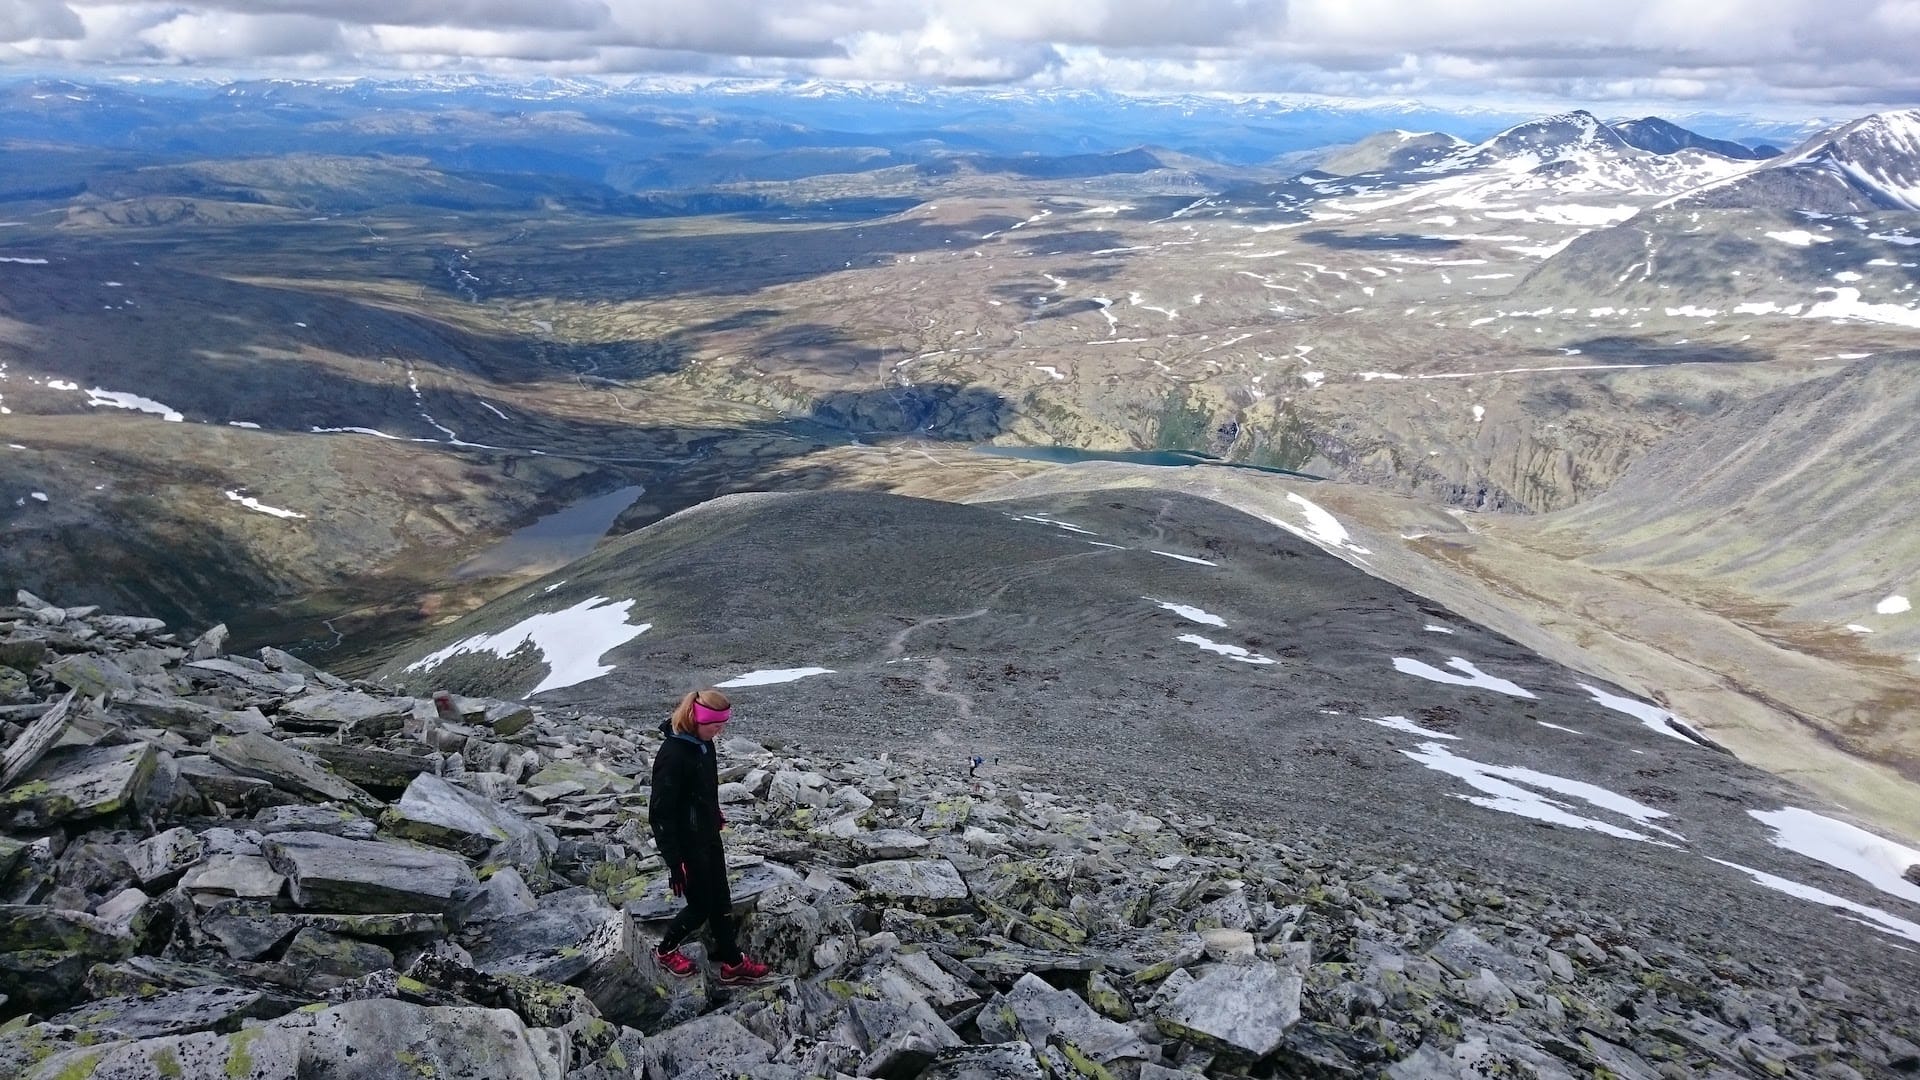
1299, 230, 1464, 252
445, 213, 1029, 305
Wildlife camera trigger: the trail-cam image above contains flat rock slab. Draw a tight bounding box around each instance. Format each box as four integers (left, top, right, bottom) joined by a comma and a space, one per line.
624, 860, 804, 921
185, 657, 308, 696
1155, 958, 1306, 1060
210, 733, 380, 811
0, 633, 48, 672
200, 897, 449, 961
0, 905, 135, 1011
853, 829, 932, 860
465, 887, 616, 976
22, 998, 567, 1080
176, 756, 279, 806
47, 983, 279, 1040
114, 693, 272, 737
288, 740, 437, 793
261, 831, 477, 915
1, 741, 158, 827
850, 858, 971, 913
279, 690, 413, 737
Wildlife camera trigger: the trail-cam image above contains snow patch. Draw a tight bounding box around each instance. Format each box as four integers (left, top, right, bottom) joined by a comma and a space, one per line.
1147, 598, 1227, 627
1394, 657, 1536, 698
1877, 595, 1911, 615
224, 491, 305, 520
1709, 859, 1920, 945
1578, 683, 1701, 743
1369, 715, 1458, 740
404, 596, 652, 697
1152, 550, 1218, 566
1177, 634, 1275, 665
1765, 230, 1831, 247
1401, 742, 1684, 844
717, 667, 835, 688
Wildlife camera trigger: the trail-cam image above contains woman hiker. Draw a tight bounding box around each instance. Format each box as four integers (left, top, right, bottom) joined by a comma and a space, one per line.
648, 687, 772, 985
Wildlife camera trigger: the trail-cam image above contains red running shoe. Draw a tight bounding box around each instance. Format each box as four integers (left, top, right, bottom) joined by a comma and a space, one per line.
717, 955, 772, 985
654, 946, 697, 978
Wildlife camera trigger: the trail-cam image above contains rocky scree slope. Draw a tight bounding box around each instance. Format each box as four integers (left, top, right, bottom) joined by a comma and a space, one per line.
0, 595, 1917, 1076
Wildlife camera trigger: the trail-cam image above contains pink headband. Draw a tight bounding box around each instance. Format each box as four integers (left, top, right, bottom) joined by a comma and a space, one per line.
692, 701, 731, 726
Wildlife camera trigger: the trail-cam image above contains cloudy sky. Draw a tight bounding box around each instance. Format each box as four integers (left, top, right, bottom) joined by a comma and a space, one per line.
2, 1, 1916, 111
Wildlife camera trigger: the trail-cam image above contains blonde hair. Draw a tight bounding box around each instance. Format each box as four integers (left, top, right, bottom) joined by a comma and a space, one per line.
670, 687, 732, 734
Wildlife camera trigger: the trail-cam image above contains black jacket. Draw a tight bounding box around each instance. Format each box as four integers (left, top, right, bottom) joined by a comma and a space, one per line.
649, 720, 722, 868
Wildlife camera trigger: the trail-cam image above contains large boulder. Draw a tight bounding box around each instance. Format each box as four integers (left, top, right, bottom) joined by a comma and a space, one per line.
260, 831, 478, 915
978, 971, 1150, 1065
0, 905, 136, 1012
209, 734, 381, 811
277, 691, 413, 737
384, 772, 556, 868
849, 858, 971, 914
1, 742, 159, 827
644, 1014, 774, 1080
1153, 956, 1307, 1060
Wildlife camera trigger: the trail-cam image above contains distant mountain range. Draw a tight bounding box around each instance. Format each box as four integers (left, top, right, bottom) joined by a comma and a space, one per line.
0, 76, 1818, 184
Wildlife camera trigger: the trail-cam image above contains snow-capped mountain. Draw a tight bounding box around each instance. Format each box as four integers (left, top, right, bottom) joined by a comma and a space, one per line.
1467, 110, 1633, 163
1676, 109, 1920, 212
1204, 110, 1764, 226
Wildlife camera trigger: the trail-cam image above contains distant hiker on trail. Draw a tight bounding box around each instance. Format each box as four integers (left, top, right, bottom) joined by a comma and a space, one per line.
648, 688, 771, 985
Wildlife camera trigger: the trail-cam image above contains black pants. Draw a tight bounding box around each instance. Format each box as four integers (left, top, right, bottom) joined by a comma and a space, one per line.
657, 844, 740, 964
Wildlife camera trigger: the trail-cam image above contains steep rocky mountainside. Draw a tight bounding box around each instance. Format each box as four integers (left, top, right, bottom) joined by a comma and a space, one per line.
1, 594, 1917, 1078
383, 488, 1920, 964
1675, 110, 1920, 213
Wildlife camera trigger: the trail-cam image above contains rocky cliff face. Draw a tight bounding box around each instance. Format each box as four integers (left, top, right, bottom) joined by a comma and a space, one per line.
2, 583, 1917, 1077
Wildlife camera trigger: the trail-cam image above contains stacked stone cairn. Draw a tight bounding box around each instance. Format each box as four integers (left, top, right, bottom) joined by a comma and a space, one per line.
0, 591, 1915, 1078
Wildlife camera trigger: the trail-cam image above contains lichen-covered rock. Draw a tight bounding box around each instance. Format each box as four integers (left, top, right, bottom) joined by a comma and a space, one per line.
979, 972, 1150, 1065
260, 831, 478, 915
23, 998, 569, 1080
209, 733, 380, 811
644, 1013, 774, 1080
385, 771, 555, 861
0, 905, 135, 1012
919, 1042, 1049, 1080
850, 858, 970, 913
1155, 957, 1306, 1060
1, 741, 159, 827
44, 983, 282, 1040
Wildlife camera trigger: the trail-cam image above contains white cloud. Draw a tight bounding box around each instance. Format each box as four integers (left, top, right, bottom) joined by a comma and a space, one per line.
142, 13, 347, 61
0, 0, 82, 43
3, 0, 1915, 105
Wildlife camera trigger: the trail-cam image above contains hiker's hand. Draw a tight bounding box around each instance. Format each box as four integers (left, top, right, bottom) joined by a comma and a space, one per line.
669, 862, 687, 897
718, 808, 728, 829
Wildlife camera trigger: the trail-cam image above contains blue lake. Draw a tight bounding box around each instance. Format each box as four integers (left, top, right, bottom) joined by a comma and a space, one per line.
454, 485, 646, 579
